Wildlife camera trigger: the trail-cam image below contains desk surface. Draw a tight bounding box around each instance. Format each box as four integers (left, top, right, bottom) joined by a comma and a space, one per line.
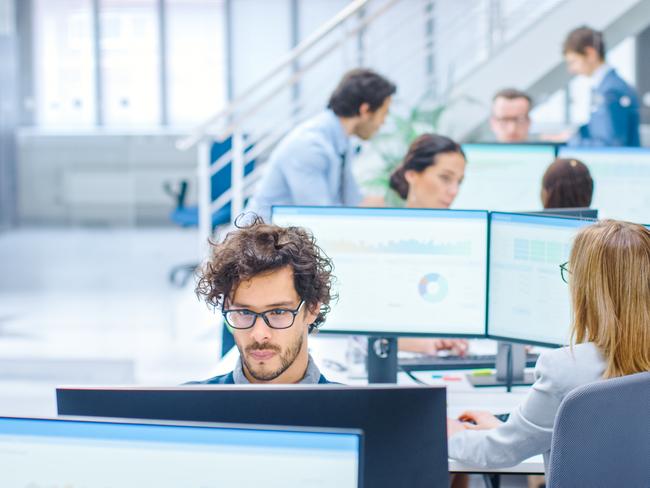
449, 456, 544, 474
308, 335, 546, 475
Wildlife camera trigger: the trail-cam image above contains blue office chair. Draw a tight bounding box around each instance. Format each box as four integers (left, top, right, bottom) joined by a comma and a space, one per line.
546, 371, 650, 488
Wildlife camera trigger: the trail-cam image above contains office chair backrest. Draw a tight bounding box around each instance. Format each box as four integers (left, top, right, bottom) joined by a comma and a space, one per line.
547, 371, 650, 488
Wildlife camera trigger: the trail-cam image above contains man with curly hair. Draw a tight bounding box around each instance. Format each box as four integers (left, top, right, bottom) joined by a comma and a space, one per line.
191, 216, 335, 384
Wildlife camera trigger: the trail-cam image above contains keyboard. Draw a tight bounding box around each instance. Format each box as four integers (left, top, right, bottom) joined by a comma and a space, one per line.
399, 352, 539, 371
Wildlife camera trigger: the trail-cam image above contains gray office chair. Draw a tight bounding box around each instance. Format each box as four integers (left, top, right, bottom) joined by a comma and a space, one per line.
547, 371, 650, 488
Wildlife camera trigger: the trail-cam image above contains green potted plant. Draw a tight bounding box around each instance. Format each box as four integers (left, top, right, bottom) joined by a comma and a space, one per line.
363, 93, 482, 204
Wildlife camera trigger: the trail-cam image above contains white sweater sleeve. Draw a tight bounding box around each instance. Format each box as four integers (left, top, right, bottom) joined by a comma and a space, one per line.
447, 350, 568, 469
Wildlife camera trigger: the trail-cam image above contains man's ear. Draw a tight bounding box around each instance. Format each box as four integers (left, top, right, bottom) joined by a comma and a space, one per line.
584, 46, 600, 62
303, 302, 321, 335
305, 302, 321, 325
358, 102, 371, 118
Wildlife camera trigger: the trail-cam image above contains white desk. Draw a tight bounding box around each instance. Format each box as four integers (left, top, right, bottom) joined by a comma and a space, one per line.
308, 335, 546, 475
449, 456, 544, 474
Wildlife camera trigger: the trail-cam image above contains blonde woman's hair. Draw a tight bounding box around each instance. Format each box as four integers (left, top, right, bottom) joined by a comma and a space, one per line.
569, 220, 650, 378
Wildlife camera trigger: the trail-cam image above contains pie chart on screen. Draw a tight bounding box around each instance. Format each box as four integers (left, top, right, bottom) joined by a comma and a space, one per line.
418, 273, 448, 303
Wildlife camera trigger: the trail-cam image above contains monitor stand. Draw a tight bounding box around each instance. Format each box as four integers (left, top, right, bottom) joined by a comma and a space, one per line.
467, 342, 534, 390
367, 337, 398, 384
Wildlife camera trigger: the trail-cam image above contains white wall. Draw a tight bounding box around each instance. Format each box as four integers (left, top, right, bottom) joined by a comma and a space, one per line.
297, 0, 349, 115
17, 129, 196, 226
364, 0, 429, 109
230, 0, 293, 136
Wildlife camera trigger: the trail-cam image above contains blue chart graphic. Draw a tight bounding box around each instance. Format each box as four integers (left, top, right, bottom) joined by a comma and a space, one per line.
513, 238, 568, 263
418, 273, 448, 303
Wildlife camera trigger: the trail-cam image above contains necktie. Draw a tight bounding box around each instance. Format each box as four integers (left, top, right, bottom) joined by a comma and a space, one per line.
339, 151, 347, 204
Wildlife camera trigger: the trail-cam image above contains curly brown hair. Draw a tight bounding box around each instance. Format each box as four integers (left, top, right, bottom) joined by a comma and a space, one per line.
195, 215, 335, 332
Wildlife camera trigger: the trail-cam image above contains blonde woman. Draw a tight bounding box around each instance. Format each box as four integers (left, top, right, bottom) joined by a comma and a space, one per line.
447, 220, 650, 469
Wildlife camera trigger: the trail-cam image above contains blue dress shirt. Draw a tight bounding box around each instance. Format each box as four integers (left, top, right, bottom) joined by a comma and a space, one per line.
569, 67, 641, 147
247, 110, 363, 222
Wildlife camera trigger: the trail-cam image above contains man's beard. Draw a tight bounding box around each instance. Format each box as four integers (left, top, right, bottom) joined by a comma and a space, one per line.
241, 333, 305, 382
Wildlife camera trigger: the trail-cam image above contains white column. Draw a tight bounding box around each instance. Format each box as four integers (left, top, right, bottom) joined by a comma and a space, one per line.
231, 129, 245, 221
197, 140, 212, 257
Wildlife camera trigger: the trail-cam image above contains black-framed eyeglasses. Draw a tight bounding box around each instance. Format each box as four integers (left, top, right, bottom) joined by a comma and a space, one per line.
560, 261, 571, 284
222, 300, 305, 330
492, 115, 530, 126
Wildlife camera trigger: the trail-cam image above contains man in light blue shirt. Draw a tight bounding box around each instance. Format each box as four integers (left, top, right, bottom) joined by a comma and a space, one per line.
247, 69, 396, 221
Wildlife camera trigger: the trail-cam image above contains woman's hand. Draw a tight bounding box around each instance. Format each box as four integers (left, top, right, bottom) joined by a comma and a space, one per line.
457, 410, 504, 430
399, 338, 469, 356
434, 339, 469, 356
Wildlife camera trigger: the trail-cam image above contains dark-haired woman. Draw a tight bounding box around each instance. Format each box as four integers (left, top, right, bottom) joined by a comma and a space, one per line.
389, 133, 466, 210
541, 158, 593, 209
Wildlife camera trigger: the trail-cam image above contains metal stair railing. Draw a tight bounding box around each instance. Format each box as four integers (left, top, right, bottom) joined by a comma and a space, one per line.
177, 0, 403, 250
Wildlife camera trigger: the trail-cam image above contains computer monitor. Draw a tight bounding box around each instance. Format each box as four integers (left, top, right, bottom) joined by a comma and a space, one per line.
487, 212, 593, 347
557, 147, 650, 224
453, 143, 556, 211
523, 207, 599, 219
272, 206, 488, 337
57, 385, 449, 488
0, 416, 363, 487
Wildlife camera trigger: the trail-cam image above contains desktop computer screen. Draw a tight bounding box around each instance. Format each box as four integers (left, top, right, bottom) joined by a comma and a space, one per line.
272, 206, 488, 337
453, 143, 556, 211
487, 212, 593, 347
57, 384, 449, 488
558, 147, 650, 224
0, 416, 362, 488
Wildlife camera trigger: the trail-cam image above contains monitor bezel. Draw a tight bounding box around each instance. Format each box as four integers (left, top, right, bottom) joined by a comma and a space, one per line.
520, 208, 599, 220
558, 146, 650, 156
271, 205, 490, 339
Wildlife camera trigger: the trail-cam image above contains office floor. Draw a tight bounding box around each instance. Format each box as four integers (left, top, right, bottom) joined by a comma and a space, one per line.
0, 227, 221, 417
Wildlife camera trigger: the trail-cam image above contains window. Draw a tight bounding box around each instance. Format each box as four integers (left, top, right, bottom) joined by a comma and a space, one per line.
32, 0, 227, 128
33, 0, 96, 126
166, 0, 226, 126
99, 0, 160, 126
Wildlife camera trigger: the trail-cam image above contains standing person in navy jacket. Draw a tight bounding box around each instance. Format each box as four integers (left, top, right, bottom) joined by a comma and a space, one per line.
563, 26, 640, 147
189, 216, 335, 385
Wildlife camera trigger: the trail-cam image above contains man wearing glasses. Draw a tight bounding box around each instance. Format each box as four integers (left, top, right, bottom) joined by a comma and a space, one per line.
190, 216, 334, 384
489, 88, 533, 143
